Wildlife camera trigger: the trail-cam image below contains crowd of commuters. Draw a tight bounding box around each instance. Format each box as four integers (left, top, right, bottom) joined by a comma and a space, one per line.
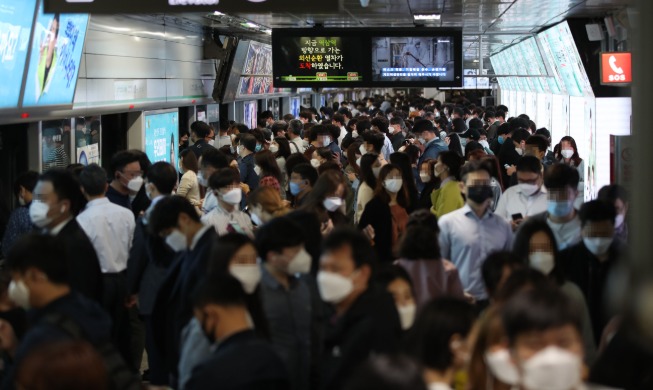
0, 94, 648, 390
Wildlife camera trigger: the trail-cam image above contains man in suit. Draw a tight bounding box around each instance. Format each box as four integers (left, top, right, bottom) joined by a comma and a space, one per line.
185, 275, 290, 390
29, 169, 102, 303
148, 196, 217, 383
413, 119, 448, 193
188, 121, 216, 159
126, 162, 179, 385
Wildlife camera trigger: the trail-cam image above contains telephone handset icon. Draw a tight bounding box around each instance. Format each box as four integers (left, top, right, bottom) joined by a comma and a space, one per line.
609, 55, 623, 74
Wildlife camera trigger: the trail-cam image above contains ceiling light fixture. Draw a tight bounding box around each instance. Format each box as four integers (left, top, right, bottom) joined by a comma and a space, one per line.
413, 14, 441, 21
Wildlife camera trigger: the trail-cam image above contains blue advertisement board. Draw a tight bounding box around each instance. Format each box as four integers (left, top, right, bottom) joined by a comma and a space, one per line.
22, 3, 88, 107
0, 0, 38, 109
144, 110, 179, 170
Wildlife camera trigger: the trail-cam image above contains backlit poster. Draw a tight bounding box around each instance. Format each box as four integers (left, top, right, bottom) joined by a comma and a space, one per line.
0, 0, 37, 109
243, 101, 257, 130
144, 110, 179, 169
22, 3, 89, 107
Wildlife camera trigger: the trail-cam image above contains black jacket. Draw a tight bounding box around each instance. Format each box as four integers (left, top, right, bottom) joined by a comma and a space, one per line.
390, 132, 406, 153
498, 140, 520, 188
320, 286, 402, 390
189, 139, 216, 159
56, 219, 103, 303
185, 330, 290, 390
358, 197, 396, 264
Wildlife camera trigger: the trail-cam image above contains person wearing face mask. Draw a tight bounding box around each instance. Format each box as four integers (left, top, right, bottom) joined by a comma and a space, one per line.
201, 168, 253, 238
358, 164, 409, 264
215, 120, 232, 149
255, 218, 317, 390
185, 275, 290, 390
126, 162, 179, 385
430, 151, 465, 219
246, 186, 290, 227
438, 161, 513, 308
561, 201, 623, 345
502, 287, 588, 390
176, 149, 201, 208
389, 117, 407, 152
353, 153, 380, 224
340, 117, 359, 151
556, 136, 584, 208
498, 127, 530, 189
413, 120, 449, 193
597, 184, 629, 245
2, 171, 38, 257
235, 133, 260, 192
197, 149, 230, 215
495, 156, 548, 231
318, 228, 402, 390
513, 219, 597, 362
376, 265, 418, 331
299, 170, 349, 234
106, 150, 143, 211
271, 137, 291, 199
255, 150, 283, 196
76, 164, 136, 368
403, 298, 475, 390
287, 119, 306, 153
528, 164, 582, 250
148, 196, 217, 381
188, 121, 216, 159
370, 117, 395, 161
1, 235, 140, 389
490, 122, 510, 156
415, 159, 438, 210
29, 170, 102, 304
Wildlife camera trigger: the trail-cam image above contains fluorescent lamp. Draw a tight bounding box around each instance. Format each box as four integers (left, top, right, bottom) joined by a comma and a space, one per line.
413, 14, 441, 21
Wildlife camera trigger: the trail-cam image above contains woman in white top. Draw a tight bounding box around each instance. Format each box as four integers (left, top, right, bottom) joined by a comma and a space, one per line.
557, 136, 585, 208
354, 152, 383, 224
177, 149, 201, 207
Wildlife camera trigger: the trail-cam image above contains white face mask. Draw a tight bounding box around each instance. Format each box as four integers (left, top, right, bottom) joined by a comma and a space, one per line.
519, 183, 540, 196
18, 195, 26, 206
561, 149, 574, 159
221, 188, 242, 205
207, 139, 215, 146
250, 212, 263, 226
520, 346, 582, 390
529, 251, 555, 275
254, 165, 262, 176
317, 270, 354, 304
230, 264, 261, 294
8, 280, 30, 309
165, 229, 187, 252
127, 175, 144, 192
197, 171, 208, 187
352, 130, 359, 138
323, 197, 343, 212
310, 159, 321, 169
583, 237, 613, 256
383, 178, 403, 193
29, 200, 53, 228
359, 144, 367, 155
145, 183, 155, 200
615, 213, 625, 228
419, 173, 431, 183
286, 248, 312, 275
515, 147, 524, 156
397, 304, 416, 330
269, 144, 279, 153
355, 157, 362, 167
485, 349, 519, 385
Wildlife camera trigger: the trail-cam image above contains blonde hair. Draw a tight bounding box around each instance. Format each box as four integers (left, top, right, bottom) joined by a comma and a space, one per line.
247, 186, 289, 217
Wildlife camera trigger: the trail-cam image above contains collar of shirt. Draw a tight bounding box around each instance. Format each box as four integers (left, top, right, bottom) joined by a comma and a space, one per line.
85, 197, 111, 209
190, 224, 212, 251
261, 265, 297, 290
461, 203, 493, 221
48, 217, 74, 236
440, 176, 454, 188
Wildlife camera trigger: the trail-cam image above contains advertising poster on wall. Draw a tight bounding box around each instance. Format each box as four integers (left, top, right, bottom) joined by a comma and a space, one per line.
290, 97, 301, 118
144, 110, 179, 169
243, 101, 257, 130
76, 143, 99, 166
584, 97, 596, 201
0, 0, 38, 109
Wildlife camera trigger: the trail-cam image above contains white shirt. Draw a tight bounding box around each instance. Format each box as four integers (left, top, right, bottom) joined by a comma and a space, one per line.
337, 126, 347, 148
76, 197, 135, 273
289, 136, 304, 153
495, 185, 548, 222
201, 204, 254, 238
48, 217, 73, 236
216, 135, 231, 149
381, 135, 395, 161
202, 190, 218, 214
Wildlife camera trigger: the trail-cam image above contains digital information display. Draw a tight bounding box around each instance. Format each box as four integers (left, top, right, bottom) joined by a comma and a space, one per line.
372, 37, 455, 82
0, 0, 37, 109
275, 36, 364, 84
22, 3, 88, 107
144, 110, 179, 169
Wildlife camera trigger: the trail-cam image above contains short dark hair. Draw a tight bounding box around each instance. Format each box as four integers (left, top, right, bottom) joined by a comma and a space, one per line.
79, 164, 108, 197
200, 148, 229, 170
516, 155, 542, 175
403, 298, 475, 371
460, 160, 492, 183
512, 128, 531, 143
208, 167, 240, 190
343, 355, 427, 390
502, 286, 582, 345
481, 251, 524, 299
148, 196, 200, 235
39, 169, 86, 216
271, 121, 288, 135
371, 117, 389, 134
193, 274, 247, 309
412, 119, 435, 134
322, 227, 376, 268
497, 123, 511, 136
288, 119, 303, 136
291, 163, 318, 186
544, 163, 579, 190
362, 131, 385, 153
398, 210, 440, 260
146, 162, 178, 195
438, 151, 464, 181
6, 234, 69, 284
525, 135, 549, 152
255, 217, 304, 260
597, 184, 628, 204
535, 128, 551, 140
579, 200, 616, 227
512, 218, 565, 285
496, 109, 506, 119
239, 133, 257, 153
109, 150, 140, 178
190, 121, 211, 138
375, 264, 414, 291
14, 171, 39, 198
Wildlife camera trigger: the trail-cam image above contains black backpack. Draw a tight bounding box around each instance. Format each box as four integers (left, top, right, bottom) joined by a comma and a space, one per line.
42, 312, 142, 390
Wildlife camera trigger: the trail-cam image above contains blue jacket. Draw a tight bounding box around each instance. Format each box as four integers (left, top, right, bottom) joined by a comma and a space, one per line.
238, 154, 259, 191
415, 138, 448, 193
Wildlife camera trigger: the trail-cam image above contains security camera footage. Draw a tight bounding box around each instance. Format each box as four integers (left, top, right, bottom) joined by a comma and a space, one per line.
372, 36, 455, 82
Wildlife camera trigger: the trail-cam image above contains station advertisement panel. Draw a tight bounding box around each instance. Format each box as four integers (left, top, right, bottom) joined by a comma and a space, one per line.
144, 110, 179, 169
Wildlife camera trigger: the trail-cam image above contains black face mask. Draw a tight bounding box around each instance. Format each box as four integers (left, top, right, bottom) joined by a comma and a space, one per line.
467, 185, 494, 204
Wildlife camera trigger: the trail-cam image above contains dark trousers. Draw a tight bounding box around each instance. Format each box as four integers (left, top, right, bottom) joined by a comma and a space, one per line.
102, 272, 133, 370
143, 314, 169, 385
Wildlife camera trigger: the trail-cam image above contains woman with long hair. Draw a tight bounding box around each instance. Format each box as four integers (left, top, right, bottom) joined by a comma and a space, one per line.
299, 169, 349, 234
254, 150, 283, 195
177, 148, 201, 207
430, 151, 465, 218
354, 153, 383, 224
271, 136, 291, 199
247, 186, 290, 227
556, 135, 585, 206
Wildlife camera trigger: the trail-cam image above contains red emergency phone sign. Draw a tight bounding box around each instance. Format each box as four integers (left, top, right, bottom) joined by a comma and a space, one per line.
601, 52, 632, 85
